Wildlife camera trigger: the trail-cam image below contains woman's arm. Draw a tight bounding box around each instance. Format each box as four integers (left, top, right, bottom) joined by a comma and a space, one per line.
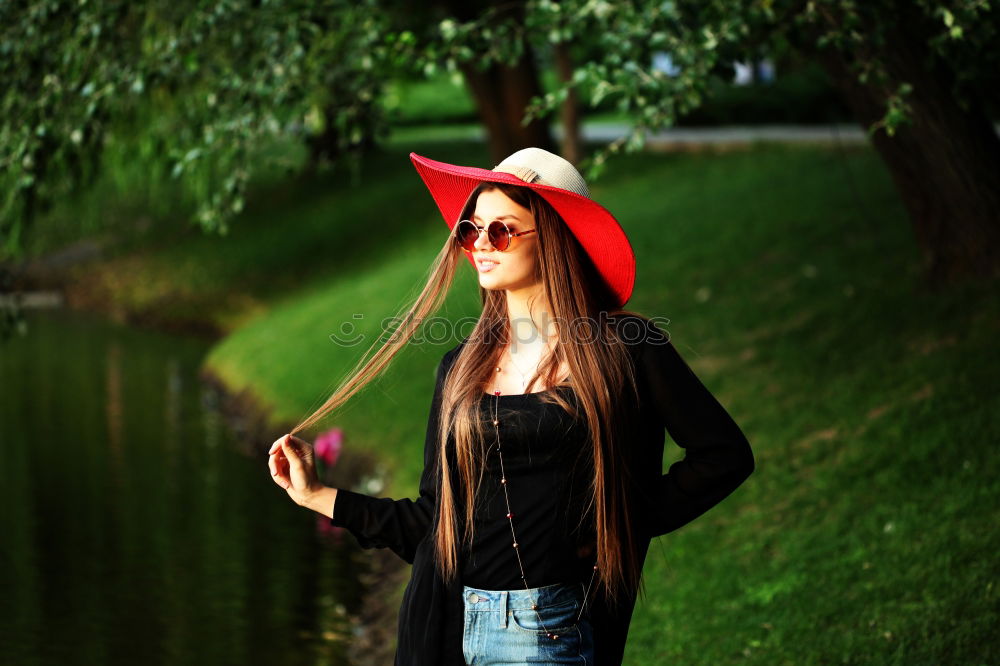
327, 351, 453, 564
635, 318, 755, 539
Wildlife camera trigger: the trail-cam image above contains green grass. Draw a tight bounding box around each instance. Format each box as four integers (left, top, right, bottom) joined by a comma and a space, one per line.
200, 141, 999, 663
603, 148, 998, 664
383, 74, 479, 126
50, 139, 490, 332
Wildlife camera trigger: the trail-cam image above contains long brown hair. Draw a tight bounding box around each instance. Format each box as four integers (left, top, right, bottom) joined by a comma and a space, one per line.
291, 181, 645, 606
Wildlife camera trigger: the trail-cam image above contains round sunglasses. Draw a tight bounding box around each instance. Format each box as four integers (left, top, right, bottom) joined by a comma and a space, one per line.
454, 219, 537, 252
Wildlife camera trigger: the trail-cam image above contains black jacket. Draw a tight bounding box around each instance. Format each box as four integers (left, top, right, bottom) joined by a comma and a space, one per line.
330, 315, 755, 664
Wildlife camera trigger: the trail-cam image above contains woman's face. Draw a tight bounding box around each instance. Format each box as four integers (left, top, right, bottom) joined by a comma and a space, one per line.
468, 188, 540, 295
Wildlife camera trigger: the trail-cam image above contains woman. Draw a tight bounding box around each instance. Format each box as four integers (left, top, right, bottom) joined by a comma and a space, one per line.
268, 148, 755, 665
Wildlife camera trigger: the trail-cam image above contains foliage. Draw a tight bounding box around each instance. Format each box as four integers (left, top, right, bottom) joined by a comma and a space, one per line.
790, 0, 999, 134
3, 0, 998, 258
428, 0, 1000, 177
0, 0, 405, 259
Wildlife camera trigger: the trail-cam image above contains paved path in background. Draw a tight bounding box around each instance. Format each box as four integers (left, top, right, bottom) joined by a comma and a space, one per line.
578, 122, 869, 147
393, 122, 1000, 148
581, 122, 998, 146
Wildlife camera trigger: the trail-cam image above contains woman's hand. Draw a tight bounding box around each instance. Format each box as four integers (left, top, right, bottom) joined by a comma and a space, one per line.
268, 434, 326, 508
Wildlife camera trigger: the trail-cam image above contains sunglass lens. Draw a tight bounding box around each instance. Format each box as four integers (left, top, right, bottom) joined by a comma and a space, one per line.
487, 221, 510, 251
455, 221, 479, 251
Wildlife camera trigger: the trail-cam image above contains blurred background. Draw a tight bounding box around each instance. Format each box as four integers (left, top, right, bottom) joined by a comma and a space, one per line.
1, 1, 998, 664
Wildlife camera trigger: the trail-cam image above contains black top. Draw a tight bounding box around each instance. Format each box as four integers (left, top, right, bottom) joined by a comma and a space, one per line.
330, 314, 755, 665
461, 385, 596, 590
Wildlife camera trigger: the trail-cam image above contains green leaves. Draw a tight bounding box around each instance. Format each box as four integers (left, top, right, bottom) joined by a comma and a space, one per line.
868, 83, 914, 139
1, 0, 396, 259
5, 0, 997, 260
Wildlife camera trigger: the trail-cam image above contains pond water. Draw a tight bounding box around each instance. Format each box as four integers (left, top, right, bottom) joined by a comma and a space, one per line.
0, 309, 365, 665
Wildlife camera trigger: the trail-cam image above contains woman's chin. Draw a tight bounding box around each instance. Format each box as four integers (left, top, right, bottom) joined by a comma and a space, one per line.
476, 268, 537, 292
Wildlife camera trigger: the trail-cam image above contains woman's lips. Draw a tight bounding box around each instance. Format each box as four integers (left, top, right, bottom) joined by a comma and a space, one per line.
476, 258, 499, 272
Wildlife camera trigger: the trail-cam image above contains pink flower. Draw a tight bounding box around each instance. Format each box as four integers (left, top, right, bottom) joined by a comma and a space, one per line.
314, 427, 343, 467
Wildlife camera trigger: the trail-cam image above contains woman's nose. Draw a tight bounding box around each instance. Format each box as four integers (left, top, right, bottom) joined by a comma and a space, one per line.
473, 225, 495, 251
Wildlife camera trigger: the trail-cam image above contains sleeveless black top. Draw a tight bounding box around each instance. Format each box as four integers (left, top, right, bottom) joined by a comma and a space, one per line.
459, 385, 596, 590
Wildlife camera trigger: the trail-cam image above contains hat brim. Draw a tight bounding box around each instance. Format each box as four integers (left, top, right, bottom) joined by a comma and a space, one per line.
410, 152, 635, 309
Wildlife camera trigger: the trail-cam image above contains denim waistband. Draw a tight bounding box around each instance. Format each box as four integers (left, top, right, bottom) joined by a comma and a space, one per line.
462, 581, 586, 612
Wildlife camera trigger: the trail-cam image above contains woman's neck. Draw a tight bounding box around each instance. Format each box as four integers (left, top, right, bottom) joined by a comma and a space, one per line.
504, 285, 557, 350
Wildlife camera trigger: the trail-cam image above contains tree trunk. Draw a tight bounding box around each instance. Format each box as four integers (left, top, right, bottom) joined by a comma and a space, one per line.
303, 80, 381, 174
554, 42, 582, 165
801, 5, 1000, 283
461, 45, 556, 164
436, 0, 555, 162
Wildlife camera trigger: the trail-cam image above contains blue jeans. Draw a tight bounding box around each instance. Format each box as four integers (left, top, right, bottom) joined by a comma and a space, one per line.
461, 581, 596, 665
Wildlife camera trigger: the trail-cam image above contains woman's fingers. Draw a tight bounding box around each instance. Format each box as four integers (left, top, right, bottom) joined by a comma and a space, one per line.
270, 453, 289, 488
281, 435, 320, 495
269, 434, 315, 496
268, 435, 286, 458
269, 451, 286, 481
281, 436, 306, 484
268, 435, 292, 489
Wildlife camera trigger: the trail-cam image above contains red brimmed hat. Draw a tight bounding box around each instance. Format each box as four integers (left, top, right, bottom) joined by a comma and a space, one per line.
410, 148, 635, 309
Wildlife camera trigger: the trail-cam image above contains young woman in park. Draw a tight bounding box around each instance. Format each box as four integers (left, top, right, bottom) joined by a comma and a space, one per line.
267, 147, 755, 665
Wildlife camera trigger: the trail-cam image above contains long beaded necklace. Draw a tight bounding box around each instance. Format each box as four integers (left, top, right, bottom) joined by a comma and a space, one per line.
488, 346, 599, 641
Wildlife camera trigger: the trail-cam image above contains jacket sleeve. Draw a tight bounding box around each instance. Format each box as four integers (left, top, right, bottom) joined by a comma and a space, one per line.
637, 319, 755, 539
328, 352, 450, 564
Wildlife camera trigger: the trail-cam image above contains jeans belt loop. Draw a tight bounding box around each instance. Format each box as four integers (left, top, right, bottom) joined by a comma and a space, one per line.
500, 591, 508, 628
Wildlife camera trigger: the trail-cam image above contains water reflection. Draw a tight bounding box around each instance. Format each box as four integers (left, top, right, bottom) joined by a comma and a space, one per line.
0, 309, 361, 665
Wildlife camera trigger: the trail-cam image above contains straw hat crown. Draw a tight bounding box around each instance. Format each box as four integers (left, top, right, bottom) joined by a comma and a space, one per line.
492, 147, 590, 198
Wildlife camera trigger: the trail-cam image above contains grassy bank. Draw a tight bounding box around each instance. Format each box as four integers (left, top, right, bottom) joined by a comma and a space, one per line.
28, 135, 998, 661
42, 139, 489, 334
203, 142, 998, 663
